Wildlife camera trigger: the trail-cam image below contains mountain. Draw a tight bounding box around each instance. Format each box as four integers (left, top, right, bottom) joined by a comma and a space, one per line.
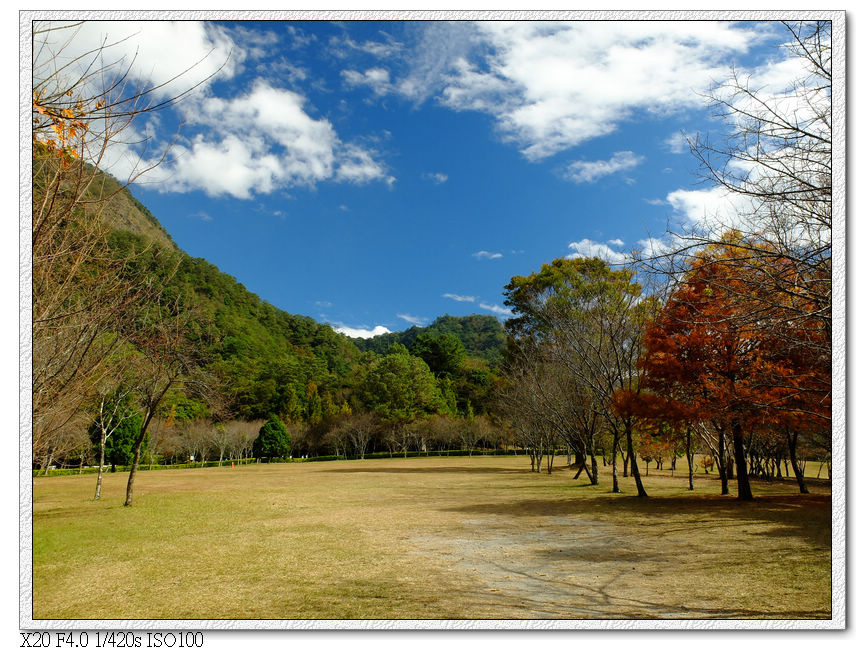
97, 179, 363, 421
98, 180, 506, 421
351, 314, 507, 367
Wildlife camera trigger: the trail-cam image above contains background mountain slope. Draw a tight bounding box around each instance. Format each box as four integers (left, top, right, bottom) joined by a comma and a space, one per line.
102, 179, 507, 421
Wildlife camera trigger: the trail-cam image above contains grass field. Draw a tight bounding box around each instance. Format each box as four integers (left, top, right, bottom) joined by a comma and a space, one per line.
31, 454, 832, 620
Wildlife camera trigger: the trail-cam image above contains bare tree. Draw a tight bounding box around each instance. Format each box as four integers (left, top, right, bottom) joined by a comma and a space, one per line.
504, 258, 655, 494
343, 412, 377, 459
180, 418, 214, 467
641, 21, 832, 362
31, 21, 226, 472
123, 297, 208, 506
224, 419, 264, 464
144, 416, 175, 469
90, 382, 137, 499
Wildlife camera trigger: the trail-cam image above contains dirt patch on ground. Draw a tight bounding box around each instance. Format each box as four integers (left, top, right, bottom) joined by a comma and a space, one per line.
411, 514, 724, 619
409, 490, 831, 620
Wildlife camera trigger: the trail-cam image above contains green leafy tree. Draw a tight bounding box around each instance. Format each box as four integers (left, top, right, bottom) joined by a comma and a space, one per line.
359, 346, 441, 424
252, 415, 292, 461
305, 382, 323, 425
410, 332, 467, 379
279, 385, 304, 423
504, 257, 654, 495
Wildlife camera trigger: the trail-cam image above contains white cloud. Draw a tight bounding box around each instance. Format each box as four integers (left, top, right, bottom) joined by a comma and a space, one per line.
397, 313, 427, 326
335, 143, 396, 186
563, 151, 643, 184
394, 22, 479, 104
436, 21, 768, 160
331, 323, 391, 339
283, 25, 318, 50
442, 293, 477, 303
665, 131, 696, 154
34, 21, 237, 102
636, 237, 674, 258
332, 34, 403, 60
643, 198, 667, 206
423, 172, 449, 184
564, 236, 674, 263
473, 250, 503, 260
146, 81, 392, 197
34, 22, 393, 198
342, 67, 393, 96
666, 186, 753, 233
566, 238, 629, 265
479, 302, 513, 318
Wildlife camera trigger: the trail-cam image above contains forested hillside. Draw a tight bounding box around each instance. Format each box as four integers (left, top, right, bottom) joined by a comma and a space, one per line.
166, 249, 364, 421
351, 314, 507, 366
34, 151, 505, 478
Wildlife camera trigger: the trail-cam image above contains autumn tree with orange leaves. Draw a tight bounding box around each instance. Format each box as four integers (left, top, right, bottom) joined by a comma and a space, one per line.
625, 236, 830, 500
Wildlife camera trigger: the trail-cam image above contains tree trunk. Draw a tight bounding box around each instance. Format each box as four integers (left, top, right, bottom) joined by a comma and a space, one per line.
625, 423, 648, 498
125, 406, 158, 507
685, 430, 694, 491
731, 420, 754, 501
94, 432, 107, 500
717, 427, 729, 495
785, 427, 809, 494
618, 441, 629, 478
124, 441, 143, 506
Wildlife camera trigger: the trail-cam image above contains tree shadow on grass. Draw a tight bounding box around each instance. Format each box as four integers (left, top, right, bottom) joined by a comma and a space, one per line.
322, 464, 528, 475
440, 493, 831, 549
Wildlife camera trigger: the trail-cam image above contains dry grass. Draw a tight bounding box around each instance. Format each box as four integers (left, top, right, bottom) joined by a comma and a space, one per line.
32, 455, 832, 620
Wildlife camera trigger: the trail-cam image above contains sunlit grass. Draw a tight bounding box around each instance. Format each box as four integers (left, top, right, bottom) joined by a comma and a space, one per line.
32, 455, 831, 620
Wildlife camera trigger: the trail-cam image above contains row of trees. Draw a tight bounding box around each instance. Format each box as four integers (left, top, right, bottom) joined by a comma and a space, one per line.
499, 21, 832, 500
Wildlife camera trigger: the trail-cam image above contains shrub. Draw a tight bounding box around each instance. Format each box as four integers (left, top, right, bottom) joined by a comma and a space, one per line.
252, 415, 292, 461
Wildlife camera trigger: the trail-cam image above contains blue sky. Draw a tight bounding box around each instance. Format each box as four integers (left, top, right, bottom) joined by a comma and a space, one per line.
35, 18, 811, 337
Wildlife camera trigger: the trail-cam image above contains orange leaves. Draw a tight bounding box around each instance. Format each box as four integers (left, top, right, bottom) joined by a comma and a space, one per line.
611, 388, 693, 428
32, 90, 90, 165
637, 236, 829, 434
